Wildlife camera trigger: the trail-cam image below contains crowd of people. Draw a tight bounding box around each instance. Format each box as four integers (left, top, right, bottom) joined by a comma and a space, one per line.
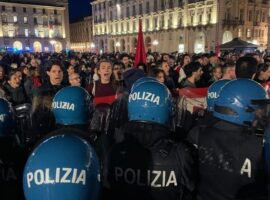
0, 50, 270, 199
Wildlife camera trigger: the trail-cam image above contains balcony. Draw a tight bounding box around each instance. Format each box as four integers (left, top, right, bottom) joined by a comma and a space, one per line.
1, 21, 18, 26
222, 19, 244, 26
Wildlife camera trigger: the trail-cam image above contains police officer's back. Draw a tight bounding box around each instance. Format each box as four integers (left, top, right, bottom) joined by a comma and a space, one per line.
195, 79, 268, 200
0, 98, 27, 200
104, 80, 197, 200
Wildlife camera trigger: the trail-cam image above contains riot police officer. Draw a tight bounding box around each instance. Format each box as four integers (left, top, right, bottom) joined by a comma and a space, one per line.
195, 79, 268, 200
187, 79, 230, 146
0, 98, 27, 200
23, 133, 100, 200
103, 80, 197, 200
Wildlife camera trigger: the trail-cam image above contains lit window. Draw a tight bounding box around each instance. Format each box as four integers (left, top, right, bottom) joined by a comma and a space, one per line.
13, 16, 17, 23
35, 29, 39, 37
25, 29, 29, 37
24, 17, 28, 24
247, 29, 251, 38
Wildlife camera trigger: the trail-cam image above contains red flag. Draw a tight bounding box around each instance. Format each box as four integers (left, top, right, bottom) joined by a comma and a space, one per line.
134, 19, 146, 68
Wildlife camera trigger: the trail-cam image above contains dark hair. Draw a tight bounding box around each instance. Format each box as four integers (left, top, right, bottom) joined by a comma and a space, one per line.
7, 70, 17, 81
137, 62, 147, 73
113, 61, 124, 70
97, 59, 113, 70
256, 63, 270, 73
236, 56, 258, 79
46, 60, 64, 72
150, 68, 166, 79
222, 61, 235, 74
184, 62, 202, 78
120, 53, 129, 60
180, 53, 190, 67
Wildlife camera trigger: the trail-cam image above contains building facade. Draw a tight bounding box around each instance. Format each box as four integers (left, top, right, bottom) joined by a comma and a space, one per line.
70, 16, 94, 52
0, 0, 70, 52
91, 0, 269, 53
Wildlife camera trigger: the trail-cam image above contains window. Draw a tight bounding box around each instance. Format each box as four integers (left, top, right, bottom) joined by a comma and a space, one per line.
207, 13, 211, 23
34, 17, 37, 25
2, 6, 5, 11
33, 8, 36, 13
121, 22, 124, 32
2, 15, 7, 23
133, 21, 136, 31
154, 17, 158, 29
199, 15, 202, 23
126, 6, 129, 18
238, 28, 242, 37
139, 4, 142, 15
154, 0, 157, 11
43, 9, 46, 14
146, 19, 149, 30
247, 28, 251, 38
248, 10, 252, 21
35, 29, 39, 37
169, 0, 174, 9
25, 29, 29, 37
262, 12, 265, 22
256, 10, 259, 22
110, 11, 113, 20
8, 30, 14, 37
239, 9, 244, 21
146, 2, 150, 13
12, 7, 16, 12
168, 14, 173, 27
127, 22, 130, 31
178, 16, 182, 26
133, 5, 136, 16
116, 24, 118, 33
13, 16, 17, 23
23, 7, 26, 13
160, 15, 164, 28
161, 0, 165, 10
24, 17, 28, 24
225, 8, 230, 20
54, 10, 57, 15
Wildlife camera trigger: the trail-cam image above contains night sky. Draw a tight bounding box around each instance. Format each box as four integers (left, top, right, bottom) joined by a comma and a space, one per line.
69, 0, 92, 22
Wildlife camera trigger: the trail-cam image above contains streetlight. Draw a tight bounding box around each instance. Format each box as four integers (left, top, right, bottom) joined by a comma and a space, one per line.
50, 40, 56, 52
90, 42, 95, 48
152, 40, 159, 52
115, 41, 121, 52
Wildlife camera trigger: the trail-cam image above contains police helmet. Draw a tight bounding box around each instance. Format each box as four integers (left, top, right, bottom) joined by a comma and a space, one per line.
130, 77, 158, 93
213, 79, 269, 126
0, 98, 13, 136
128, 80, 173, 127
52, 86, 92, 125
23, 133, 100, 200
207, 80, 230, 112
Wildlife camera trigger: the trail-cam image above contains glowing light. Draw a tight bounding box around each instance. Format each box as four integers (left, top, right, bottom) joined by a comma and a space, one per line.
153, 40, 159, 46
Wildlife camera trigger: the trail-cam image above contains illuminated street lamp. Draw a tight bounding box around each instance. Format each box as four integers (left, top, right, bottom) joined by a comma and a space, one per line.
90, 42, 95, 48
152, 40, 159, 52
115, 41, 121, 52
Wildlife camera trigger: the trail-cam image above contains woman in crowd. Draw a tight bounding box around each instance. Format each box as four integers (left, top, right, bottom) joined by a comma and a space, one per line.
3, 70, 28, 106
150, 68, 166, 84
91, 59, 119, 106
208, 65, 223, 85
254, 63, 270, 84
